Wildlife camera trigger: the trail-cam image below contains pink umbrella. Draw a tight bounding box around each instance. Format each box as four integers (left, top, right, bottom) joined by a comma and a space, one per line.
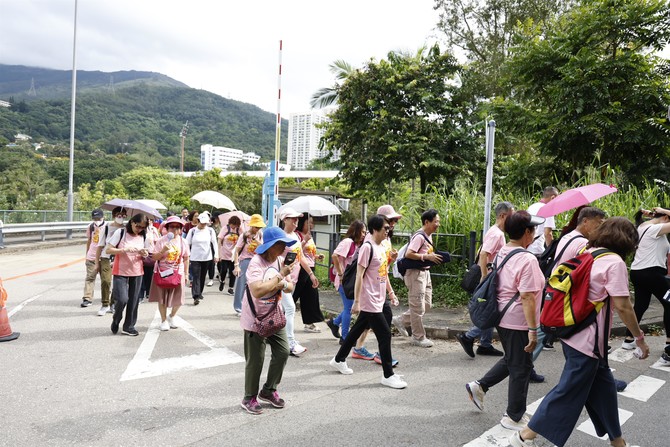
537, 183, 618, 218
218, 211, 251, 232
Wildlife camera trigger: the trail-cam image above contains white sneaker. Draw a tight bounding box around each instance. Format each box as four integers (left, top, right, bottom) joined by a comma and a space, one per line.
621, 339, 636, 350
167, 315, 178, 329
330, 357, 353, 375
159, 320, 170, 331
304, 324, 321, 333
658, 354, 670, 366
509, 431, 536, 447
466, 381, 485, 411
411, 337, 434, 348
290, 341, 307, 356
381, 374, 407, 389
206, 280, 214, 287
392, 316, 409, 337
500, 413, 530, 431
97, 306, 110, 316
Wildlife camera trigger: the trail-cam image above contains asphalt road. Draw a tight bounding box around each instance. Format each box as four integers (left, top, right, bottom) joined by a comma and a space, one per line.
1, 245, 669, 447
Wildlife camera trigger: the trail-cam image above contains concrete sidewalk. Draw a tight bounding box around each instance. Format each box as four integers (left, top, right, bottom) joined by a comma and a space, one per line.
318, 287, 666, 340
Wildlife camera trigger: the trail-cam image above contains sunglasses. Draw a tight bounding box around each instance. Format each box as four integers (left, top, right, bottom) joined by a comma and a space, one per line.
166, 225, 181, 230
133, 222, 146, 230
383, 225, 391, 231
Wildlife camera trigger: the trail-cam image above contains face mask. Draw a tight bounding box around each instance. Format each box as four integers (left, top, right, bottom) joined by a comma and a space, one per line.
115, 217, 124, 224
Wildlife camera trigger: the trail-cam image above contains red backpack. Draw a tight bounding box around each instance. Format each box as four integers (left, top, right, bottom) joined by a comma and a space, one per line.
540, 248, 614, 344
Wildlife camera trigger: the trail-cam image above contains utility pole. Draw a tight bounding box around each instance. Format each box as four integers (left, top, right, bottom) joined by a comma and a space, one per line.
180, 121, 189, 173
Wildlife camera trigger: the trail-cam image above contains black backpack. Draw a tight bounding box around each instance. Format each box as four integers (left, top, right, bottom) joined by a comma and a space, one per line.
469, 248, 526, 330
538, 234, 586, 278
341, 241, 373, 299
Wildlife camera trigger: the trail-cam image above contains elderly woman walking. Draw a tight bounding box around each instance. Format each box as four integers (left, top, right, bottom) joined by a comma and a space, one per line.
232, 214, 266, 315
240, 226, 296, 415
148, 216, 190, 331
185, 213, 219, 305
466, 211, 545, 430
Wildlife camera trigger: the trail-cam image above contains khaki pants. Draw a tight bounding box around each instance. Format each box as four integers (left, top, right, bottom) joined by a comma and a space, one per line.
83, 260, 111, 306
401, 269, 432, 340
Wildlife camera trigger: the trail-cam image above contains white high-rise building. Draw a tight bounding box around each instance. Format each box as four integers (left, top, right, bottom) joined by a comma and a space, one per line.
200, 144, 261, 171
287, 111, 337, 170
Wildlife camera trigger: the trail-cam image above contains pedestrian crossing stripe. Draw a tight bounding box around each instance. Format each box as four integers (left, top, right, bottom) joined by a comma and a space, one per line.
609, 347, 635, 363
577, 408, 633, 439
120, 311, 244, 381
650, 358, 670, 372
618, 375, 665, 402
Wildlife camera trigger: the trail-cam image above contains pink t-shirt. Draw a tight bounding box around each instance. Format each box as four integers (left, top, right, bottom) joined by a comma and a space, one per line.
481, 225, 505, 263
561, 251, 628, 358
153, 235, 190, 275
357, 241, 388, 313
240, 255, 284, 332
86, 222, 105, 261
108, 229, 151, 277
235, 230, 263, 262
333, 238, 356, 290
553, 230, 588, 266
495, 246, 545, 330
218, 226, 240, 261
283, 231, 303, 284
302, 237, 318, 268
407, 230, 434, 270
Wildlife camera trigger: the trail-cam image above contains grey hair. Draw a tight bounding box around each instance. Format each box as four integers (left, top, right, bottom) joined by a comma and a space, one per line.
494, 201, 514, 217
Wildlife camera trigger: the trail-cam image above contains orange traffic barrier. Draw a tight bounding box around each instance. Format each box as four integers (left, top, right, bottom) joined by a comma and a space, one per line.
0, 306, 19, 342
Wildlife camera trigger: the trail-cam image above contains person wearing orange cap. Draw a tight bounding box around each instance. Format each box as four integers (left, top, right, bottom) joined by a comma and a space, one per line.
232, 214, 266, 316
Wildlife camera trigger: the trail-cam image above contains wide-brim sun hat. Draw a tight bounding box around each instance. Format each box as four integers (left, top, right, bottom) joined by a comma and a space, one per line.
255, 226, 297, 255
279, 207, 303, 220
377, 204, 402, 220
248, 214, 266, 228
164, 215, 184, 227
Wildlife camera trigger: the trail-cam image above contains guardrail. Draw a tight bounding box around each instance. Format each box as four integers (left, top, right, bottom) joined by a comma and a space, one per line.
3, 221, 90, 241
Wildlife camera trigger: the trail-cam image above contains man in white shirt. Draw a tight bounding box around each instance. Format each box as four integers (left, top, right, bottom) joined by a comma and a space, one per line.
527, 186, 559, 255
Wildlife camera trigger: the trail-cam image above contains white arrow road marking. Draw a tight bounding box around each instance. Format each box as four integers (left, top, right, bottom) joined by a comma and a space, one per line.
577, 408, 633, 439
618, 375, 665, 402
120, 311, 244, 381
8, 294, 41, 317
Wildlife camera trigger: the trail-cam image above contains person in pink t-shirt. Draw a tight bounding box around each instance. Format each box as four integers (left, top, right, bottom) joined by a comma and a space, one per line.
466, 211, 545, 431
512, 217, 650, 447
326, 220, 367, 342
81, 208, 106, 309
294, 213, 326, 332
329, 214, 407, 389
217, 215, 241, 294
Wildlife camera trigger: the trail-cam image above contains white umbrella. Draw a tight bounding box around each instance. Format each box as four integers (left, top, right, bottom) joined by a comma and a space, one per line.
278, 196, 341, 217
101, 198, 162, 219
136, 199, 167, 211
191, 190, 237, 211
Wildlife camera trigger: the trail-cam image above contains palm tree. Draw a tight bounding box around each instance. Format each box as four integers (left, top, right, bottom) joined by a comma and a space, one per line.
309, 59, 355, 109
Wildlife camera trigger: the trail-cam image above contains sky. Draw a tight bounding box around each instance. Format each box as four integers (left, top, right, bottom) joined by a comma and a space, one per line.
1, 0, 442, 115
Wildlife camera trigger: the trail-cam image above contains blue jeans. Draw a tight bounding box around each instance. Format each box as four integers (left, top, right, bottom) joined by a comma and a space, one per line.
233, 258, 251, 313
465, 325, 493, 348
332, 286, 353, 339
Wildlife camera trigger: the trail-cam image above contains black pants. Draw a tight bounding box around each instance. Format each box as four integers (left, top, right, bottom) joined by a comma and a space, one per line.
293, 267, 324, 324
139, 262, 154, 299
208, 259, 216, 280
112, 275, 142, 332
478, 326, 533, 422
190, 260, 211, 300
627, 266, 670, 338
218, 260, 236, 288
336, 310, 394, 378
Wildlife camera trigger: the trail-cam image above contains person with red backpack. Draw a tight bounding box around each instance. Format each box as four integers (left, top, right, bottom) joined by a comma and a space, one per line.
510, 217, 650, 447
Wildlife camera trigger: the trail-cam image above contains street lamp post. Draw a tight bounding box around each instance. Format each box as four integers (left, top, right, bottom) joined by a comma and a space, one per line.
180, 121, 189, 173
66, 0, 79, 239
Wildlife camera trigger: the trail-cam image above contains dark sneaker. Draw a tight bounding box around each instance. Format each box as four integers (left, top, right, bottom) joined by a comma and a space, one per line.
456, 332, 476, 358
219, 282, 224, 291
240, 397, 263, 415
326, 319, 341, 339
476, 345, 504, 357
111, 320, 119, 334
228, 287, 234, 294
194, 298, 200, 306
122, 328, 139, 336
542, 342, 555, 351
615, 379, 628, 392
81, 299, 92, 308
258, 390, 285, 408
529, 369, 544, 383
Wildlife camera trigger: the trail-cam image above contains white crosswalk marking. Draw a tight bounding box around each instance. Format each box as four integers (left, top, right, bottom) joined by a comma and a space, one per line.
618, 375, 665, 402
463, 397, 545, 447
577, 408, 633, 439
609, 347, 635, 363
650, 358, 670, 371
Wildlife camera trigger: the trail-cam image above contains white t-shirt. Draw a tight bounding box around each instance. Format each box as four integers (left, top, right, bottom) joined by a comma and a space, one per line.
631, 223, 670, 270
527, 201, 556, 255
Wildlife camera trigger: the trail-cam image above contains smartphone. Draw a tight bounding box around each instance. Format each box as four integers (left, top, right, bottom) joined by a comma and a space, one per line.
284, 251, 297, 265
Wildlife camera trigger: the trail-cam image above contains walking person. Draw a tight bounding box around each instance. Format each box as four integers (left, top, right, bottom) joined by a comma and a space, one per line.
293, 213, 325, 333
106, 214, 152, 336
185, 213, 219, 305
148, 216, 190, 331
465, 211, 545, 431
327, 220, 367, 343
95, 206, 126, 316
81, 208, 106, 309
232, 214, 266, 315
392, 209, 444, 348
218, 215, 241, 294
329, 214, 407, 389
240, 226, 297, 415
138, 217, 161, 303
510, 217, 650, 447
456, 202, 514, 358
620, 207, 670, 350
527, 186, 559, 254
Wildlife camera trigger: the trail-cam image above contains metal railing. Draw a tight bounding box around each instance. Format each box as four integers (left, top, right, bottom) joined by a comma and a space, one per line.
3, 221, 90, 241
0, 210, 94, 224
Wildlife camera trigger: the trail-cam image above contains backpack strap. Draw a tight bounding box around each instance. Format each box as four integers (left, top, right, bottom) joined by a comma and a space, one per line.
550, 234, 587, 273
114, 229, 126, 249
493, 248, 527, 272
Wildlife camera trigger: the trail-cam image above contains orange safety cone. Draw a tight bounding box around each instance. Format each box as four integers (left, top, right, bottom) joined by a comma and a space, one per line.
0, 306, 19, 342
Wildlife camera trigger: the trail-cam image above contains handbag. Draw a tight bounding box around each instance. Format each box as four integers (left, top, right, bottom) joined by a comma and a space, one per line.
153, 237, 183, 289
245, 285, 286, 338
460, 245, 483, 293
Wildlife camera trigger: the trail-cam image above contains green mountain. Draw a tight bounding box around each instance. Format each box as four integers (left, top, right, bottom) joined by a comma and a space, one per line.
0, 64, 288, 167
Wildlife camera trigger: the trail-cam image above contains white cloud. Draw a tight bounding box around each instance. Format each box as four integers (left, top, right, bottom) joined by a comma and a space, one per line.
1, 0, 442, 114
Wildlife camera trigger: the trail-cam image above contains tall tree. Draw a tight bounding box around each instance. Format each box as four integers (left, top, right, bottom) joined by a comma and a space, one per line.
310, 60, 355, 109
320, 45, 478, 195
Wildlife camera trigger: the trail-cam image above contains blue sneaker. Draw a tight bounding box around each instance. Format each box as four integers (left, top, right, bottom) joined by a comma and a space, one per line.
373, 352, 399, 367
352, 346, 375, 360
